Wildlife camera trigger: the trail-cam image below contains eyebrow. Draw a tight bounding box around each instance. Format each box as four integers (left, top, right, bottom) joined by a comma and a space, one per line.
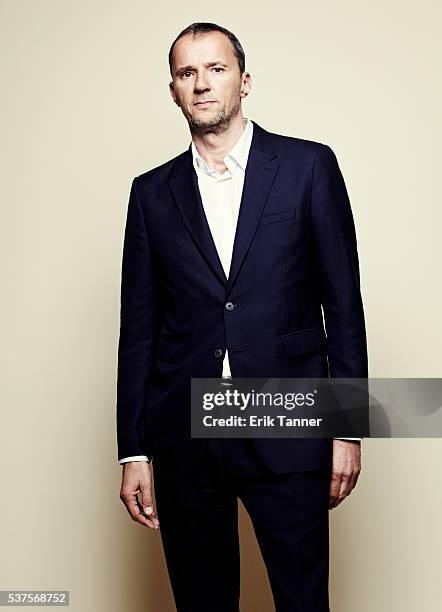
175, 61, 228, 75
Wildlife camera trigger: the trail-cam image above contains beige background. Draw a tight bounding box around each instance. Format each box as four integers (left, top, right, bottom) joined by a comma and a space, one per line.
1, 1, 442, 610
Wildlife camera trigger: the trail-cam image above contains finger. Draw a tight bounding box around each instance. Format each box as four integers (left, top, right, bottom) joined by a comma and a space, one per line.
329, 473, 342, 506
338, 475, 351, 497
329, 473, 350, 507
135, 494, 160, 529
329, 494, 346, 509
345, 468, 361, 495
121, 491, 157, 529
140, 480, 160, 530
346, 472, 357, 494
329, 476, 351, 509
352, 470, 361, 489
140, 503, 160, 529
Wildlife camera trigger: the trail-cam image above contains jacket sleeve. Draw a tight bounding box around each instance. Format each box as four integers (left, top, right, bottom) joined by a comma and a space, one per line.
310, 144, 369, 436
310, 144, 368, 378
116, 177, 161, 461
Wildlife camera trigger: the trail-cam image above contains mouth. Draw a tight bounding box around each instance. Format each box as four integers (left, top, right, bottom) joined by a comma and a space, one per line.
194, 100, 217, 107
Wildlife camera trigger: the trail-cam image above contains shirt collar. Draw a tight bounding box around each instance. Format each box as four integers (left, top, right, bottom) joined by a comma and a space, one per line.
191, 117, 254, 178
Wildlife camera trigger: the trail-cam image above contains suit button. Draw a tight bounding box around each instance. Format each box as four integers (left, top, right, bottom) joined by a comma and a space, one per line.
225, 302, 235, 311
213, 348, 223, 358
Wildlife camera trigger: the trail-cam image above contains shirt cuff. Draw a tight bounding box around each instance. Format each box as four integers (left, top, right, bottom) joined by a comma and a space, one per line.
118, 455, 151, 464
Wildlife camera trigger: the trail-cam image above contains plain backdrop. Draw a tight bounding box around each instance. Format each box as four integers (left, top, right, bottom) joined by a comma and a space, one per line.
1, 1, 441, 611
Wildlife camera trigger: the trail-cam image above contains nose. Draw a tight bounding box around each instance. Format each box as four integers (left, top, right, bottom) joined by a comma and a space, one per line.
194, 70, 210, 92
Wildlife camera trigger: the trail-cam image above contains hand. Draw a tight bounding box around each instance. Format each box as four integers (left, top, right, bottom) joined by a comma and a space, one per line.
120, 461, 160, 530
329, 440, 361, 509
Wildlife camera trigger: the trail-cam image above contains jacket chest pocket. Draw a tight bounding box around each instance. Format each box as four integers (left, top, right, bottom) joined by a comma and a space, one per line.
258, 208, 297, 226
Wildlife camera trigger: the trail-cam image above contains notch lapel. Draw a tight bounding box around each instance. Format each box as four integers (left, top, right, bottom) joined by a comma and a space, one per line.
168, 120, 280, 293
169, 152, 228, 285
226, 122, 280, 293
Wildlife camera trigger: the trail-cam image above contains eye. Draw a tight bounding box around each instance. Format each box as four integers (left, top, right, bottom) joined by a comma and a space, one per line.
212, 67, 225, 73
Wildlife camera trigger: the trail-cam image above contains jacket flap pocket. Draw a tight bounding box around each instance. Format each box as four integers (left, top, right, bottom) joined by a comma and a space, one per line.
281, 326, 328, 357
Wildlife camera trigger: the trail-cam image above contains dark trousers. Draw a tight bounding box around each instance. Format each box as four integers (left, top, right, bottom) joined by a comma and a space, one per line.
153, 434, 331, 612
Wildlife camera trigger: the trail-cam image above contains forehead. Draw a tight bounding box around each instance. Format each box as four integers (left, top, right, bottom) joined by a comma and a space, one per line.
172, 31, 236, 69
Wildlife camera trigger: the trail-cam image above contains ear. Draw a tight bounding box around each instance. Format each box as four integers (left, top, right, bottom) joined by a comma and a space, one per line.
169, 81, 178, 105
240, 72, 252, 99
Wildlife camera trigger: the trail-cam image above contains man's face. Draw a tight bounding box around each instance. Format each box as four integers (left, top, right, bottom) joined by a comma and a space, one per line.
169, 31, 250, 134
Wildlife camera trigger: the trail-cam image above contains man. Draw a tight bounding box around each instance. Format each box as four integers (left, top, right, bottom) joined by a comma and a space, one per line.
117, 22, 368, 612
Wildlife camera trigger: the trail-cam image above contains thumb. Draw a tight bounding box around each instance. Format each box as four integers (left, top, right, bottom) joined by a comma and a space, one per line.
140, 481, 154, 515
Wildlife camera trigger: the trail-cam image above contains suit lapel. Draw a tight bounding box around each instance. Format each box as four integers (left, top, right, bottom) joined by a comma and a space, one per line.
226, 122, 280, 293
168, 147, 228, 286
168, 120, 280, 293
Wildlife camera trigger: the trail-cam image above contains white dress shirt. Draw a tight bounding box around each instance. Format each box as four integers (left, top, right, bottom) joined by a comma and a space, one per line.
192, 116, 254, 378
119, 118, 360, 464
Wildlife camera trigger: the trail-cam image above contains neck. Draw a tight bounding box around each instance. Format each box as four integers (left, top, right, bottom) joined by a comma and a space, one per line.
191, 113, 247, 172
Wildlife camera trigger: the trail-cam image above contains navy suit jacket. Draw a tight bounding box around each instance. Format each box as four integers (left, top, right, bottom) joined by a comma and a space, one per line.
116, 120, 369, 473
